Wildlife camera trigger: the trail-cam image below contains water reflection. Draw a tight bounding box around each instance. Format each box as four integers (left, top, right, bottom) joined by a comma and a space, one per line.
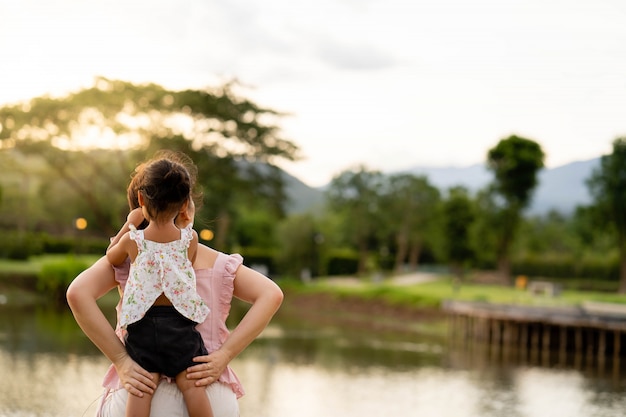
237, 336, 626, 417
0, 350, 109, 417
2, 304, 626, 417
0, 305, 107, 416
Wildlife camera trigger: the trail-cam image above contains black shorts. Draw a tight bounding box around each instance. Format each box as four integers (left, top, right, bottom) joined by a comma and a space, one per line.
125, 306, 208, 378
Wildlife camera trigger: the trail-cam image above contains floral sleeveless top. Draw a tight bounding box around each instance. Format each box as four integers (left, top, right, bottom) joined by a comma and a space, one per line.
119, 224, 210, 328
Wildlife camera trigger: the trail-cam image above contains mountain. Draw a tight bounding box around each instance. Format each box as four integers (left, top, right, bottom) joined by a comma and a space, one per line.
532, 159, 598, 214
282, 158, 601, 215
398, 158, 600, 214
283, 172, 325, 213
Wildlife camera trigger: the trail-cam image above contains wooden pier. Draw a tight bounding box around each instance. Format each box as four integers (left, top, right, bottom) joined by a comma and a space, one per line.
443, 300, 626, 369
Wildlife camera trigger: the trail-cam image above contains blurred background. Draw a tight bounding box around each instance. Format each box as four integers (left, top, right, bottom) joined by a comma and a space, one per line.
2, 1, 626, 416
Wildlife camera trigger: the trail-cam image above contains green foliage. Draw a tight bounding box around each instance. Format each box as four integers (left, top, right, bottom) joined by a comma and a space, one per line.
239, 247, 277, 275
512, 252, 620, 281
487, 135, 545, 207
37, 256, 90, 304
326, 166, 386, 274
586, 137, 626, 291
0, 78, 299, 254
234, 207, 279, 248
441, 186, 475, 273
0, 230, 45, 259
275, 214, 321, 277
325, 249, 359, 276
0, 78, 298, 160
3, 80, 626, 292
587, 138, 626, 231
0, 230, 107, 260
484, 135, 545, 281
468, 189, 500, 269
382, 173, 441, 271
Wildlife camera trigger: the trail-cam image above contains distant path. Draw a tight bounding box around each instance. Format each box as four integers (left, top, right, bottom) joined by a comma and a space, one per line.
322, 271, 442, 287
388, 272, 441, 286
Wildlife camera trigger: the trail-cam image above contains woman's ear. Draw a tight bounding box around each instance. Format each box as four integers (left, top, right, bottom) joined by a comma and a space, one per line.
137, 191, 144, 206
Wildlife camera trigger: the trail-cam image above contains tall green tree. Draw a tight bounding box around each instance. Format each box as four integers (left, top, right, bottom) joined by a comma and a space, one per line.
326, 166, 384, 275
586, 138, 626, 292
485, 135, 545, 283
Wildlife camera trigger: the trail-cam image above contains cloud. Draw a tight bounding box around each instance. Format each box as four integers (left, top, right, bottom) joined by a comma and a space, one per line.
315, 40, 395, 71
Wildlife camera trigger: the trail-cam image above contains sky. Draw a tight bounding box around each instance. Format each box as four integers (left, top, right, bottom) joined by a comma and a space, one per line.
1, 0, 626, 187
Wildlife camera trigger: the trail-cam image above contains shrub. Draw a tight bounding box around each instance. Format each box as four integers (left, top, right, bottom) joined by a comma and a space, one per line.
511, 252, 620, 281
37, 256, 90, 304
0, 231, 45, 260
0, 231, 108, 260
326, 249, 359, 276
240, 247, 278, 276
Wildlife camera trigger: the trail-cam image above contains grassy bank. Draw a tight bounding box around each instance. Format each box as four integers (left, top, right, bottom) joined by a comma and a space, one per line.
0, 254, 101, 306
3, 255, 626, 312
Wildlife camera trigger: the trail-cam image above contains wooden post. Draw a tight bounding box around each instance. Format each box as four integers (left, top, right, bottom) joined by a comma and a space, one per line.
491, 319, 501, 362
574, 327, 583, 369
598, 329, 607, 372
530, 324, 540, 364
503, 322, 512, 361
448, 313, 455, 345
559, 326, 567, 366
586, 328, 595, 370
542, 324, 551, 366
614, 330, 621, 384
542, 326, 549, 365
492, 320, 501, 346
520, 323, 528, 363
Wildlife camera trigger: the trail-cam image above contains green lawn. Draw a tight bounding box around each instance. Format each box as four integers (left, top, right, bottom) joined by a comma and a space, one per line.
0, 254, 101, 275
287, 275, 626, 309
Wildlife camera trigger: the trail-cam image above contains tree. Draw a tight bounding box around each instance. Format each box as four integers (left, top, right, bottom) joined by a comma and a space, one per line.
586, 138, 626, 292
326, 166, 385, 275
383, 174, 440, 272
275, 214, 321, 278
0, 146, 129, 236
485, 135, 545, 283
441, 186, 475, 279
0, 78, 298, 243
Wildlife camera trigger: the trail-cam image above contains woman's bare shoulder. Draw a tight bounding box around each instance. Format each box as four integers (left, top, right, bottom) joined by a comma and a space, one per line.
194, 244, 219, 269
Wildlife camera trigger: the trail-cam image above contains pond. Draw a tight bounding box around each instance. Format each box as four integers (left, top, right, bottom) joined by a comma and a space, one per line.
1, 301, 626, 417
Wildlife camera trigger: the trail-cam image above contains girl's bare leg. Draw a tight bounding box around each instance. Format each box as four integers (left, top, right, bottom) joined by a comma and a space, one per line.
175, 371, 214, 417
126, 372, 160, 417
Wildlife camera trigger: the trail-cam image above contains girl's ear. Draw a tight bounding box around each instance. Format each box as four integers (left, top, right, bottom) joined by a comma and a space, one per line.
137, 191, 144, 206
178, 199, 191, 222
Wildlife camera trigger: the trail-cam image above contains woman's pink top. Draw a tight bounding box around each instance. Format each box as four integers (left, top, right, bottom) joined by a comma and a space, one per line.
101, 252, 245, 398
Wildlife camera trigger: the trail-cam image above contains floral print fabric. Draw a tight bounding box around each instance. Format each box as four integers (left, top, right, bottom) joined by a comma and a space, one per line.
119, 224, 209, 328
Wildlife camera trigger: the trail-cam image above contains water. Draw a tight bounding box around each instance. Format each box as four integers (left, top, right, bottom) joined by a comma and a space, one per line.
2, 303, 626, 417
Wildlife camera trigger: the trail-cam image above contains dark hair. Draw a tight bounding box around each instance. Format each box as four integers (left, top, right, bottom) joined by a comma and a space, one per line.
127, 162, 146, 210
139, 158, 192, 221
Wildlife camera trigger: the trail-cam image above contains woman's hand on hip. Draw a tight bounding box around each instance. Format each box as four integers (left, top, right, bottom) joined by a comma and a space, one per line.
187, 349, 229, 387
114, 354, 157, 397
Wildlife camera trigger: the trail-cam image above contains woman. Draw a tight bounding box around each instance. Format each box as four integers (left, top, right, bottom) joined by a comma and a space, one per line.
66, 154, 283, 416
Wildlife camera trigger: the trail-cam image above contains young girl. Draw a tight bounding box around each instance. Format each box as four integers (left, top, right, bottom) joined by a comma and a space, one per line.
106, 157, 213, 417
